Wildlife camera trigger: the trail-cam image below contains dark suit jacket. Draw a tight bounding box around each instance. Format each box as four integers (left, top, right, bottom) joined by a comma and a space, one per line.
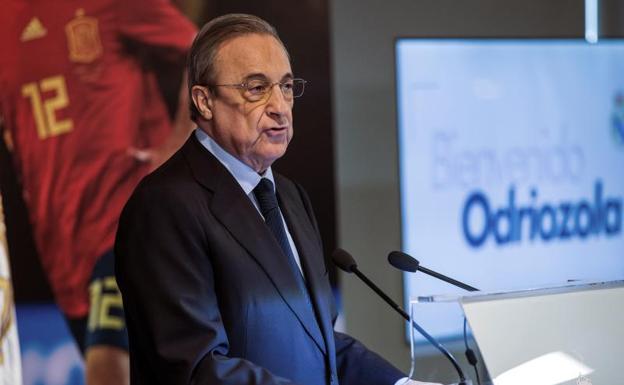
115, 133, 404, 385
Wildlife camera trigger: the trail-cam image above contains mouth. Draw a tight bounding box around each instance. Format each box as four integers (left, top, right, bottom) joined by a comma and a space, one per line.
265, 126, 289, 136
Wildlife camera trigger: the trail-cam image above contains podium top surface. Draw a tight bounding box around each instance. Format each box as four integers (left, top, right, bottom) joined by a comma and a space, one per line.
413, 279, 624, 304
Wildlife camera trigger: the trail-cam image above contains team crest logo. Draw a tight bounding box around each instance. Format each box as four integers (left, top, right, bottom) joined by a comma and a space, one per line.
65, 8, 102, 63
577, 374, 593, 385
612, 92, 624, 147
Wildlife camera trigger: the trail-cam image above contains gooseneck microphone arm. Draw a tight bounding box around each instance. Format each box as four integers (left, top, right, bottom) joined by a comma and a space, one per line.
388, 250, 481, 385
350, 268, 408, 319
418, 266, 479, 292
388, 251, 479, 292
332, 248, 467, 385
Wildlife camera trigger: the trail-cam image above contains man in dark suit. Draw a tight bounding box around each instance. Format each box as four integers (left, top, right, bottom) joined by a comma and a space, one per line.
115, 13, 441, 385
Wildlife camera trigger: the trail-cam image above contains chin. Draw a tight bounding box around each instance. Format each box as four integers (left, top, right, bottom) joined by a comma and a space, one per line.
271, 145, 289, 160
260, 144, 288, 164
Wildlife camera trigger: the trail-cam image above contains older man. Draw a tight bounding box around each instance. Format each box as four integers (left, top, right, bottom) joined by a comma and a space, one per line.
115, 13, 441, 385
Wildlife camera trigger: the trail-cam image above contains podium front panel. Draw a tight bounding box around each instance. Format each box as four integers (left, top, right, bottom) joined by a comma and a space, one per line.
461, 281, 624, 385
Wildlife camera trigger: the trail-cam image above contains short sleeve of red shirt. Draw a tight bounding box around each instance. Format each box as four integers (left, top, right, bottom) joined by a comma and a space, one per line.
116, 0, 196, 56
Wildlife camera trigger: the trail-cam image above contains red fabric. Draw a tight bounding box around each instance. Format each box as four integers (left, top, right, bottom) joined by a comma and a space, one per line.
0, 0, 196, 317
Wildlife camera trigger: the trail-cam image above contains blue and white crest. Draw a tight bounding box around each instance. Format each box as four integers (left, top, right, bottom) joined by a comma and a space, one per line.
612, 92, 624, 146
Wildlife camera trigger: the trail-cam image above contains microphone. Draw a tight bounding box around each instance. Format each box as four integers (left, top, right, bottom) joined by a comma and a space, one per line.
388, 251, 479, 292
332, 248, 468, 385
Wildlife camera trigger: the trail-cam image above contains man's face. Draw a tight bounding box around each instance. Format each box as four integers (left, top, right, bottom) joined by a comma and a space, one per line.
198, 33, 294, 172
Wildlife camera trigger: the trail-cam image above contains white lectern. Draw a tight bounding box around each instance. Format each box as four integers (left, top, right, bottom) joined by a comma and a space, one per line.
415, 280, 624, 385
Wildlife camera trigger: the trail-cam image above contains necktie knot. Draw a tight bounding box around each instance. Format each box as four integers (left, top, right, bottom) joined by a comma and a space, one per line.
253, 178, 279, 215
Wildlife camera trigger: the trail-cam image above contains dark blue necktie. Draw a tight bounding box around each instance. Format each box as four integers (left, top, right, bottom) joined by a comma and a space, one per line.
253, 178, 308, 291
254, 178, 327, 353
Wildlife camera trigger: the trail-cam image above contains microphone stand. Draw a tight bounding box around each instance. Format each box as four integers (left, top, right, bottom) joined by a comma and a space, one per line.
388, 251, 480, 385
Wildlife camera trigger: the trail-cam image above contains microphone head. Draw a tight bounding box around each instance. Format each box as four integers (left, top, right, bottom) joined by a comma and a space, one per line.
388, 251, 420, 273
331, 248, 357, 273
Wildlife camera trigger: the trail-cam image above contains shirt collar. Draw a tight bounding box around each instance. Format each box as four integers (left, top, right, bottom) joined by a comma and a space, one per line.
195, 129, 275, 195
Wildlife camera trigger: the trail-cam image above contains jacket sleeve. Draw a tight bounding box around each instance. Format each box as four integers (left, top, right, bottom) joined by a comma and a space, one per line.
334, 332, 405, 385
115, 175, 299, 385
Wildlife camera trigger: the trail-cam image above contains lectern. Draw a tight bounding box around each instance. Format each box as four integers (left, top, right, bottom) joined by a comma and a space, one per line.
412, 280, 624, 385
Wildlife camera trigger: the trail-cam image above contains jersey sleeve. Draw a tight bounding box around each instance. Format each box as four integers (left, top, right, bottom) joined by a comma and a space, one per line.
116, 0, 196, 55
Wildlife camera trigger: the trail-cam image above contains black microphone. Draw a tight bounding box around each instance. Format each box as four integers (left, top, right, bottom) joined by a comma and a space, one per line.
332, 248, 468, 385
388, 251, 479, 292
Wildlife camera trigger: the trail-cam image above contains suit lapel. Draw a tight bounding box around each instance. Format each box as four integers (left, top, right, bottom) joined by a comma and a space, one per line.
277, 178, 336, 365
182, 135, 327, 355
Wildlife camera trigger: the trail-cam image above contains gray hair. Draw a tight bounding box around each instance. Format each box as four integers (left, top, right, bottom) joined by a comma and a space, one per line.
188, 13, 288, 121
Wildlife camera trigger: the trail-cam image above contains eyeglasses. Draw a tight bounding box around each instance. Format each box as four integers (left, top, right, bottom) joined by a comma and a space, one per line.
211, 78, 307, 102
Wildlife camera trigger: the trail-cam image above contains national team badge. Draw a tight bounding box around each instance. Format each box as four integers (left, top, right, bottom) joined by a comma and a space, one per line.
65, 8, 102, 63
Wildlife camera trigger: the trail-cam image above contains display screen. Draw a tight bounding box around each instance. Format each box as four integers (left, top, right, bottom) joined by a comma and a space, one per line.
396, 39, 624, 342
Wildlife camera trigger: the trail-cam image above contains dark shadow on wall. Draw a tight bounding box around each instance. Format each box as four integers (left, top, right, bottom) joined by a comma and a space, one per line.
0, 133, 53, 302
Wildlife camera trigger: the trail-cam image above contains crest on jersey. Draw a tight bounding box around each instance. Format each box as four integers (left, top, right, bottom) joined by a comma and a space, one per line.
65, 9, 102, 63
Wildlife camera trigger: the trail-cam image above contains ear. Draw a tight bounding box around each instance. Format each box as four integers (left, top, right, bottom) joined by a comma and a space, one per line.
191, 85, 214, 120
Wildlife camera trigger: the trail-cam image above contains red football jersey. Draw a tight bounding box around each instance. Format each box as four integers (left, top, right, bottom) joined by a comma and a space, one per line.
0, 0, 196, 317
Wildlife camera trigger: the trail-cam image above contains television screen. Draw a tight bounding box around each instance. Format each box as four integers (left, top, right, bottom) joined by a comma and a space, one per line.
395, 39, 624, 342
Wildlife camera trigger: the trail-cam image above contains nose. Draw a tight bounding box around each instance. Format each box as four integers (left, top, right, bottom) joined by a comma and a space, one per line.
265, 83, 291, 119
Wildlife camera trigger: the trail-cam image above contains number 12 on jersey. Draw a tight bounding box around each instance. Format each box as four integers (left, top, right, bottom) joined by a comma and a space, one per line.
21, 75, 74, 139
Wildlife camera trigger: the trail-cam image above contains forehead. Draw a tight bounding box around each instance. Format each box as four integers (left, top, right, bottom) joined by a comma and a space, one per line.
213, 33, 291, 81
